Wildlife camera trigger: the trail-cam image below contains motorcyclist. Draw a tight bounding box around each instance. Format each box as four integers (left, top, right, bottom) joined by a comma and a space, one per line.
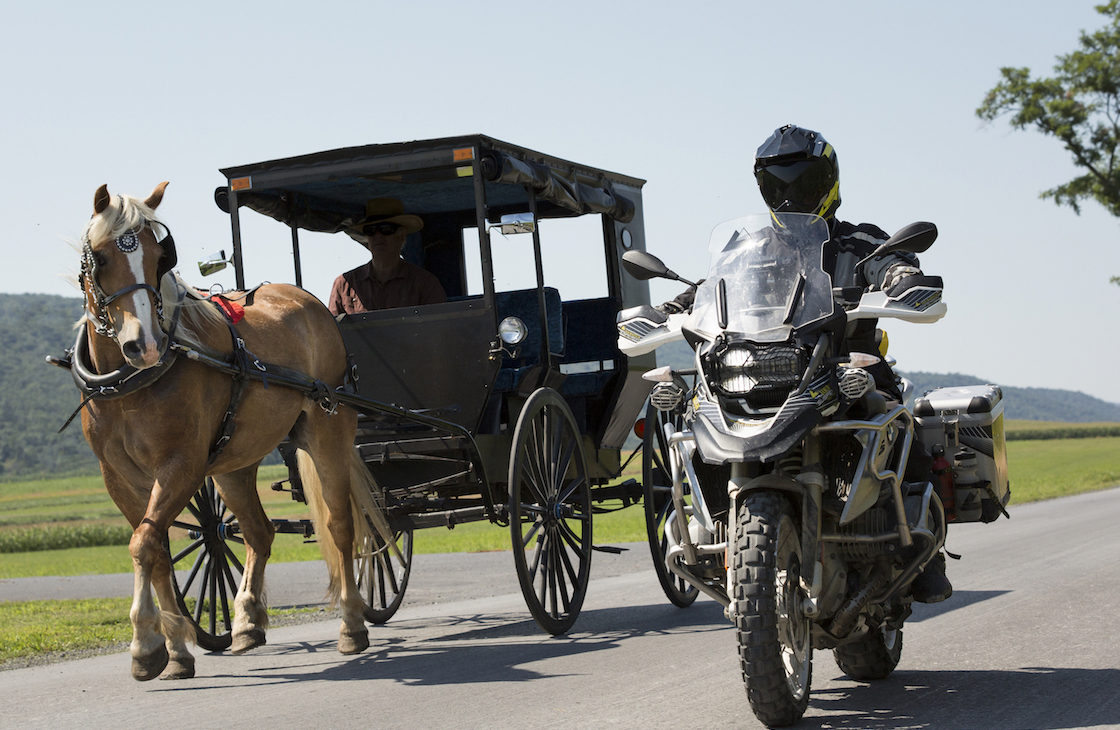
660, 123, 952, 603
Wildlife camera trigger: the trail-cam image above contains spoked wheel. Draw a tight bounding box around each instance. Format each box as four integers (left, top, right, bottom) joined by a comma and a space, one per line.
509, 387, 593, 635
734, 491, 812, 727
167, 478, 243, 651
356, 522, 414, 625
642, 402, 699, 608
833, 622, 904, 680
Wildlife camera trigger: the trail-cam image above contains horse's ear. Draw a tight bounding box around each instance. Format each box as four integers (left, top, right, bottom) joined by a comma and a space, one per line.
144, 181, 170, 210
93, 184, 111, 215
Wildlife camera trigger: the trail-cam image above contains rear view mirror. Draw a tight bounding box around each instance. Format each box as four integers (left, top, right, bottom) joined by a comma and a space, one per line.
621, 250, 696, 286
879, 222, 938, 256
490, 213, 536, 236
857, 222, 938, 270
198, 250, 231, 277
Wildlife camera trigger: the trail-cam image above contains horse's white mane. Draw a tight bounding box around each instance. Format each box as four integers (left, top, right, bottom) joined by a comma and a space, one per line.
161, 273, 231, 351
82, 194, 158, 246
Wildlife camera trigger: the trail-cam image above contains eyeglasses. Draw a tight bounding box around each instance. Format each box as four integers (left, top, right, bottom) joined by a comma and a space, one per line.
364, 222, 402, 236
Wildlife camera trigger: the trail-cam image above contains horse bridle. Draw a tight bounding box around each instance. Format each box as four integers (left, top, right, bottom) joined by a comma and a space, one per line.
80, 218, 178, 339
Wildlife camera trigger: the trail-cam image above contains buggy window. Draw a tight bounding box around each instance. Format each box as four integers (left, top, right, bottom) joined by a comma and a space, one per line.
463, 214, 609, 298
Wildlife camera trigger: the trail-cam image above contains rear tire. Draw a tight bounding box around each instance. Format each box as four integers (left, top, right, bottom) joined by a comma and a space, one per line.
833, 624, 903, 680
733, 491, 811, 727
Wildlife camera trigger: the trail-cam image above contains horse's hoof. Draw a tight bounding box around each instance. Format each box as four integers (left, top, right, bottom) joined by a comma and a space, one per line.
131, 644, 169, 681
231, 628, 267, 655
160, 657, 196, 680
338, 629, 369, 655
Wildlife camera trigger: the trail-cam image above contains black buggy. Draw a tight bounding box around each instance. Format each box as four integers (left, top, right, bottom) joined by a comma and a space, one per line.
168, 135, 664, 646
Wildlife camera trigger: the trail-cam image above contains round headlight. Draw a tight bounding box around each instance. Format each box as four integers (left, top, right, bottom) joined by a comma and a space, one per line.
499, 316, 527, 345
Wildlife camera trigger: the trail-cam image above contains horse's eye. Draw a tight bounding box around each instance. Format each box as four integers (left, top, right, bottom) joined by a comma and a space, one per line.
95, 253, 108, 268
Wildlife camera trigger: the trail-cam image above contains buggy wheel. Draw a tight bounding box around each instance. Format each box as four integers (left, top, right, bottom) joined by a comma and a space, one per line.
734, 491, 812, 727
167, 478, 242, 651
642, 402, 699, 608
509, 387, 592, 635
356, 522, 413, 625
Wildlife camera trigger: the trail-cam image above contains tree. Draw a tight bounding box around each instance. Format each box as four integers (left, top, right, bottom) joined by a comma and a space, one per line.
976, 1, 1120, 285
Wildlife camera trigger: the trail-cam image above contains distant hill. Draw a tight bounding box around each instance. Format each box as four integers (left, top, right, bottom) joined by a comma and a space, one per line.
653, 340, 1120, 423
0, 294, 98, 478
2, 294, 1118, 479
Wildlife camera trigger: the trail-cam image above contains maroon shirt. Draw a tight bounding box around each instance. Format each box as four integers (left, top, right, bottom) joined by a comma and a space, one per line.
328, 261, 447, 316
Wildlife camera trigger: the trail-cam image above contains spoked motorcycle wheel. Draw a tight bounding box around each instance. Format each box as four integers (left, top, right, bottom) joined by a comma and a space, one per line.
833, 623, 903, 680
641, 402, 699, 608
508, 387, 593, 636
733, 491, 812, 727
167, 478, 243, 651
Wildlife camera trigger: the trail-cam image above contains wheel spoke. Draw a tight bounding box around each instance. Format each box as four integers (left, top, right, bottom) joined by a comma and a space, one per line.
171, 536, 205, 566
521, 517, 544, 550
193, 554, 211, 625
179, 546, 206, 595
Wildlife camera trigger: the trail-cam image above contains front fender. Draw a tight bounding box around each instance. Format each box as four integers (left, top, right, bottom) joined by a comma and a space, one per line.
692, 403, 821, 464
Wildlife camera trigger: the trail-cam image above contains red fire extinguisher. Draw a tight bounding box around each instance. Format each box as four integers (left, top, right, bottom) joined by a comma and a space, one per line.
931, 444, 956, 522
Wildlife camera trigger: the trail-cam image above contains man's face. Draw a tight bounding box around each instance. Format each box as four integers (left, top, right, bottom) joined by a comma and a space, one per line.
364, 222, 407, 256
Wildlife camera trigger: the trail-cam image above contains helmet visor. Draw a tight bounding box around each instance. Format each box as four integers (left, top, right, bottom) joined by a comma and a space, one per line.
755, 158, 836, 214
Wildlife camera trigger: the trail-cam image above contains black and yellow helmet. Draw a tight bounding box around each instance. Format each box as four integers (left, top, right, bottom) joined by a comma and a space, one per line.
754, 124, 841, 220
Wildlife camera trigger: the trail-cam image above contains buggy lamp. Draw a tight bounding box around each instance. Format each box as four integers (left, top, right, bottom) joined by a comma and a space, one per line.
498, 317, 528, 345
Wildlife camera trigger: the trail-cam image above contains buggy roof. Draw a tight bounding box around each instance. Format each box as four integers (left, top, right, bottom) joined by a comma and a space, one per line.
218, 134, 646, 234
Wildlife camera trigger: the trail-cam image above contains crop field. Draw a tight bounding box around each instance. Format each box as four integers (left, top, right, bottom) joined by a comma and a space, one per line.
1, 424, 1117, 579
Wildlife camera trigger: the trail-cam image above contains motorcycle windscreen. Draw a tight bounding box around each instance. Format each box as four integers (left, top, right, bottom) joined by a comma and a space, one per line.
689, 213, 835, 343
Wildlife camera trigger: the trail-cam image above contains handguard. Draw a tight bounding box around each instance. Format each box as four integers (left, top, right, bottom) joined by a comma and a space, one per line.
848, 275, 946, 324
616, 304, 686, 356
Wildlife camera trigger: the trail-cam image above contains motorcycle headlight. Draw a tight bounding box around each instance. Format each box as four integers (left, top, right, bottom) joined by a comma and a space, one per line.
713, 344, 804, 396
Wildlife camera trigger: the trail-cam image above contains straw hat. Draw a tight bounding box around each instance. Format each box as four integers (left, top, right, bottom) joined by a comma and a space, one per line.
350, 198, 423, 235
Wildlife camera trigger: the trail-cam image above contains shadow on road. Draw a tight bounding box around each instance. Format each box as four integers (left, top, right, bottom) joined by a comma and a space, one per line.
150, 601, 730, 691
800, 666, 1120, 729
906, 589, 1011, 622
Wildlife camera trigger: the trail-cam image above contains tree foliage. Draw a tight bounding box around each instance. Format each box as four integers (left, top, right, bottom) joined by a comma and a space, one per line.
0, 294, 100, 479
977, 1, 1120, 226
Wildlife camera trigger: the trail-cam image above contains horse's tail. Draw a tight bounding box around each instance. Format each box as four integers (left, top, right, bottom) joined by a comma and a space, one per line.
297, 447, 392, 608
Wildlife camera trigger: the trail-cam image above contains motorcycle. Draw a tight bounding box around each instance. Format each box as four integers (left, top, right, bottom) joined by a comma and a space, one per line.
618, 213, 1010, 727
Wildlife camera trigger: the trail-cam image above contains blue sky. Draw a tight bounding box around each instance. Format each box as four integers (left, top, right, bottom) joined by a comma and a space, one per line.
5, 1, 1119, 403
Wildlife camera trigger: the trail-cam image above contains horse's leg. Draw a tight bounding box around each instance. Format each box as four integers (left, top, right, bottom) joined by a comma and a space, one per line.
150, 571, 196, 680
297, 409, 369, 655
128, 513, 171, 681
100, 462, 182, 680
129, 470, 209, 681
212, 466, 275, 654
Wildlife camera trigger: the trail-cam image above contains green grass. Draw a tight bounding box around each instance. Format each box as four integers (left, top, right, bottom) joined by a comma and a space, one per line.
0, 598, 326, 666
0, 598, 133, 663
1005, 436, 1120, 503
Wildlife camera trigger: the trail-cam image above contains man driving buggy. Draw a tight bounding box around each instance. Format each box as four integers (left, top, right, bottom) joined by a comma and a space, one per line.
659, 123, 952, 604
328, 198, 447, 316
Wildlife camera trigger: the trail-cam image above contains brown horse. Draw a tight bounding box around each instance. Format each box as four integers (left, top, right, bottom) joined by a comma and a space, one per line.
74, 182, 379, 680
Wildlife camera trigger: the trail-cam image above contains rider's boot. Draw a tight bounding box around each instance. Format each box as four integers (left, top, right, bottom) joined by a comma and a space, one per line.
911, 551, 953, 603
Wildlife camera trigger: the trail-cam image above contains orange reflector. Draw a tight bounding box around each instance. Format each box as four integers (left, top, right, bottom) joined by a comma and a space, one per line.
633, 418, 646, 440
230, 176, 251, 191
453, 147, 474, 161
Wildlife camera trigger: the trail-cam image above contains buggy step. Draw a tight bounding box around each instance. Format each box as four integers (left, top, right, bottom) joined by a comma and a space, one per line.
591, 544, 628, 554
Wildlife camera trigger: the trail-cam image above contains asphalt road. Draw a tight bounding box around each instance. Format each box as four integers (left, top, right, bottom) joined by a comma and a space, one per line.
2, 487, 1119, 729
